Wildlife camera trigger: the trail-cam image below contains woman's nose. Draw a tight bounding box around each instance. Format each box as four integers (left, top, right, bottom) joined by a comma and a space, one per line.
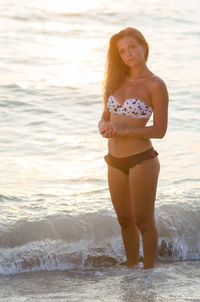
125, 49, 131, 57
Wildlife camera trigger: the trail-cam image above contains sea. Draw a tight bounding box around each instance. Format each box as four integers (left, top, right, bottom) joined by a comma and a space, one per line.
0, 0, 200, 301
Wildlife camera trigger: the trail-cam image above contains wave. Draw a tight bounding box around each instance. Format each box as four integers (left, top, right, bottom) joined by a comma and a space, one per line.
0, 202, 200, 275
156, 201, 200, 261
0, 212, 119, 248
0, 212, 121, 274
0, 238, 121, 275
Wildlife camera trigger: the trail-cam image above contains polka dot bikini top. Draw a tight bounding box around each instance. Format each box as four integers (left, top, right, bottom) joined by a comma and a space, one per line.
107, 95, 153, 119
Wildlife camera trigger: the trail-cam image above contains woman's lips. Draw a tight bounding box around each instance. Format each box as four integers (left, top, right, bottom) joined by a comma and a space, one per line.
127, 58, 134, 63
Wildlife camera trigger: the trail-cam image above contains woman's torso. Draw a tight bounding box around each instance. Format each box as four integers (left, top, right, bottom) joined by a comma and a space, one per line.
107, 74, 154, 157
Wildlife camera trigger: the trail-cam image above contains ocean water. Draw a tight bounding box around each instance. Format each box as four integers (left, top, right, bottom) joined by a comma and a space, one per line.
0, 0, 200, 301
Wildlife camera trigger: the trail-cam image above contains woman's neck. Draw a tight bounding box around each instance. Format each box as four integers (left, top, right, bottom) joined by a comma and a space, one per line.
129, 64, 150, 80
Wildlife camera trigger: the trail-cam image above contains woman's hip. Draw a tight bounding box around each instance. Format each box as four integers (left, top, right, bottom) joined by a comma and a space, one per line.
104, 147, 159, 175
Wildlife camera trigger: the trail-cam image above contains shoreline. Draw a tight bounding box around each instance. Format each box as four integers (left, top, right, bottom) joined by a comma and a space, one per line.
0, 261, 200, 302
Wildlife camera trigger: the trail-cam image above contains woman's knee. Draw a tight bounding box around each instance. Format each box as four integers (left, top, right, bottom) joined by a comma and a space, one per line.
117, 215, 135, 229
135, 216, 155, 234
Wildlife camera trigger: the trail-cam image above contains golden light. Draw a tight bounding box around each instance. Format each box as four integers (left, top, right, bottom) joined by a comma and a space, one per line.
31, 0, 96, 14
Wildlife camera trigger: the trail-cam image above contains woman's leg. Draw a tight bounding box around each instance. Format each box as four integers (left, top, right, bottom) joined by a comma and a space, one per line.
129, 157, 160, 269
107, 166, 140, 267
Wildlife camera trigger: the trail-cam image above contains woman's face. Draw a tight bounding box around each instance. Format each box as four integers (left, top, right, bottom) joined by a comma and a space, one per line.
116, 35, 146, 67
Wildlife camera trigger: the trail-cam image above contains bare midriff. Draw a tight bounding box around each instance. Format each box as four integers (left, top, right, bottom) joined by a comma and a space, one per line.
108, 113, 152, 157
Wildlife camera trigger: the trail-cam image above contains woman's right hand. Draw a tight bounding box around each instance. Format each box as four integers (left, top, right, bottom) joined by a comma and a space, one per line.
98, 121, 117, 138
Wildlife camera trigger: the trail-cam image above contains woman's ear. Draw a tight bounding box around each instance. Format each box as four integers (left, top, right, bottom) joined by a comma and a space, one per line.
142, 44, 147, 60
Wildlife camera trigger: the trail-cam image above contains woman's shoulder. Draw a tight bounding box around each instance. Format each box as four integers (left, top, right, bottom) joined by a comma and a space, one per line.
148, 74, 167, 91
147, 74, 169, 104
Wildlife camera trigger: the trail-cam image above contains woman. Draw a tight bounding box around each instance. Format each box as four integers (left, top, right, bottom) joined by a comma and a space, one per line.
98, 27, 168, 269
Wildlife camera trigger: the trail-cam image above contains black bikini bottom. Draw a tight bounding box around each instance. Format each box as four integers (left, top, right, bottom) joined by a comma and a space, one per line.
104, 147, 158, 175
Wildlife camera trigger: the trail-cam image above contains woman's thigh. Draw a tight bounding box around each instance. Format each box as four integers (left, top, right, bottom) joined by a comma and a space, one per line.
129, 157, 160, 221
107, 166, 133, 219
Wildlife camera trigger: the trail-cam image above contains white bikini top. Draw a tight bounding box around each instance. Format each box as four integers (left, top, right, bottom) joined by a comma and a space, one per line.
107, 95, 153, 119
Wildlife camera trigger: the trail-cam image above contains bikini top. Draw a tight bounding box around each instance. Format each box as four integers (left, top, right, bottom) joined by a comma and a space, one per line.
107, 95, 153, 119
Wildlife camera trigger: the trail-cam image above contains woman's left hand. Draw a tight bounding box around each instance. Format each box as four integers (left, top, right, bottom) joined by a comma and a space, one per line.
100, 122, 129, 138
100, 122, 117, 138
113, 124, 128, 136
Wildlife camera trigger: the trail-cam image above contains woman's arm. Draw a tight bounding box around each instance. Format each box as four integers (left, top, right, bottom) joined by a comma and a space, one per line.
98, 105, 110, 129
98, 105, 117, 138
115, 78, 169, 139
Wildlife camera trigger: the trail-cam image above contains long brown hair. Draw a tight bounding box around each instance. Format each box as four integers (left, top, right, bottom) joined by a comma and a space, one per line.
102, 27, 149, 106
